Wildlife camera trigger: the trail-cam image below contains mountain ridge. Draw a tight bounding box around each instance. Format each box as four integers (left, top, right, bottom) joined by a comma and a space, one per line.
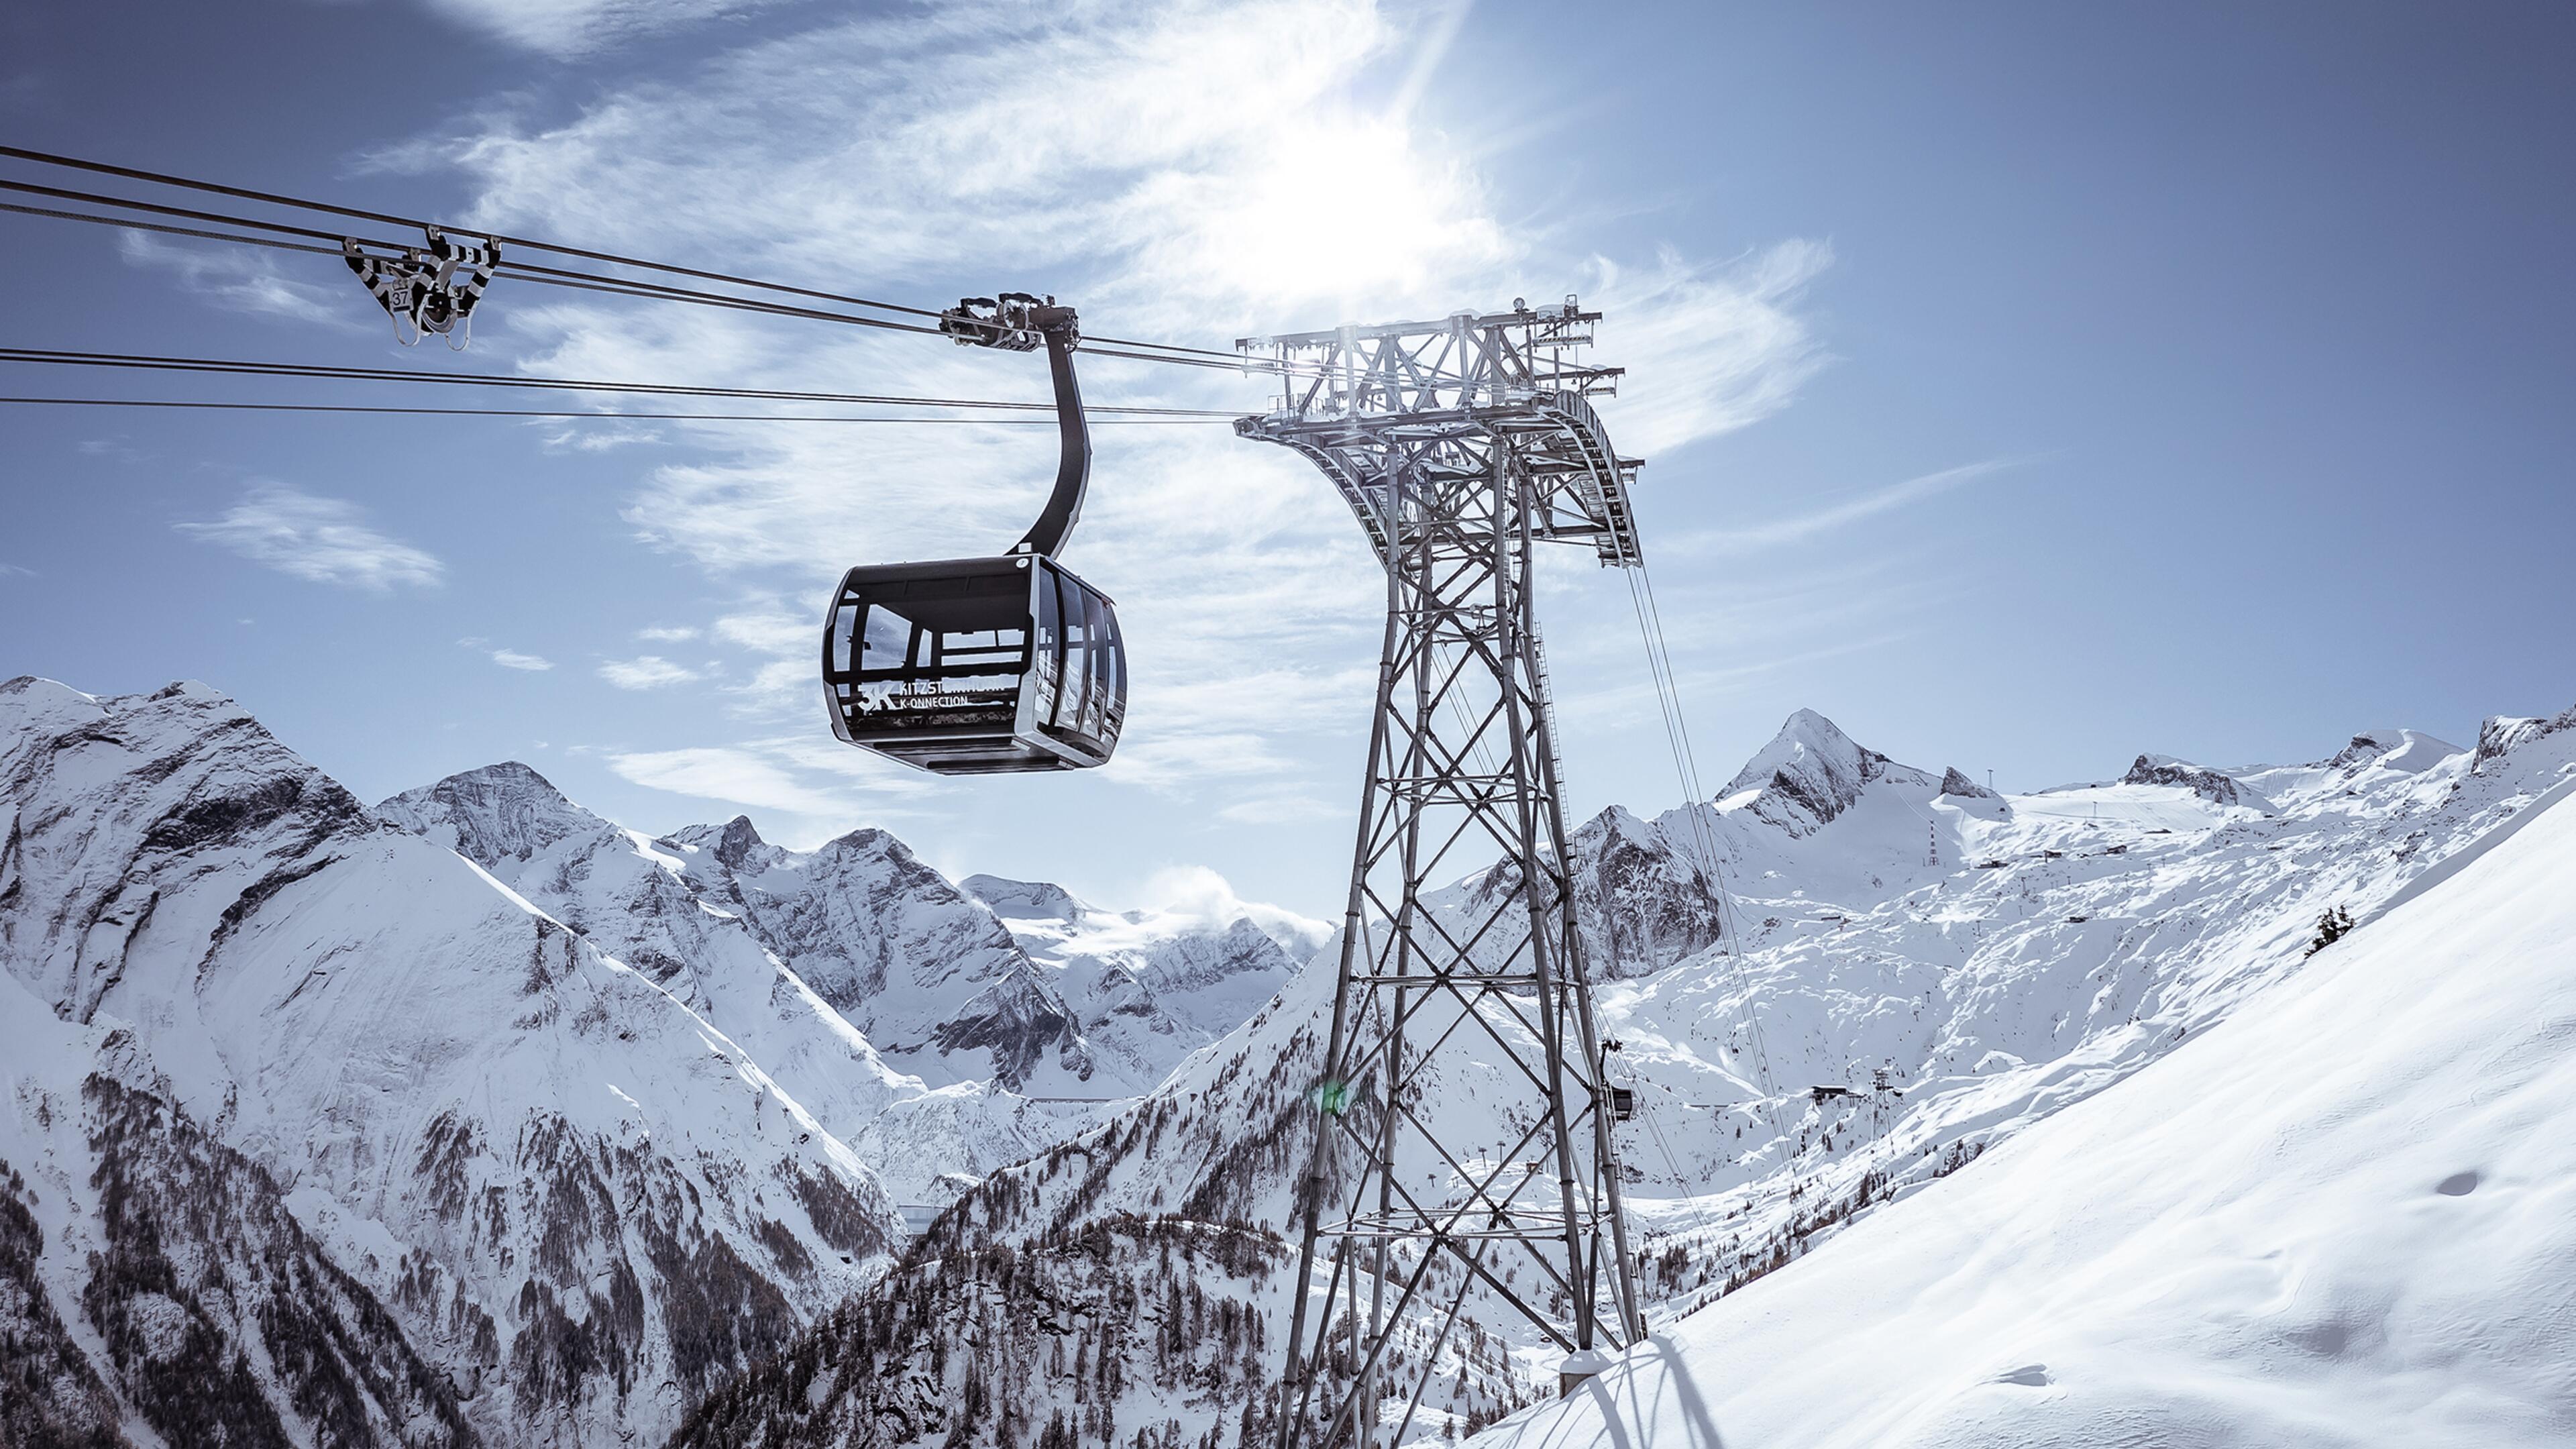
691, 696, 2576, 1448
1, 676, 904, 1448
12, 678, 2570, 1448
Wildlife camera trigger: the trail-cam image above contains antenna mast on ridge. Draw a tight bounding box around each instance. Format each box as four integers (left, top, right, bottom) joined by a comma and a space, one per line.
1237, 299, 1648, 1449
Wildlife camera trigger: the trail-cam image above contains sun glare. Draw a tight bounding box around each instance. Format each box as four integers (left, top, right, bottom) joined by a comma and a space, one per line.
1187, 114, 1505, 312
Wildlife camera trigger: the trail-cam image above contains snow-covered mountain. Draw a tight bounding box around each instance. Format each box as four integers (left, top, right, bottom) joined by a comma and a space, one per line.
680, 699, 2576, 1448
0, 679, 907, 1447
375, 764, 1321, 1199
374, 769, 1054, 1203
1, 971, 476, 1449
962, 872, 1317, 1086
1482, 722, 2576, 1449
671, 834, 1318, 1098
373, 764, 926, 1136
13, 672, 2572, 1448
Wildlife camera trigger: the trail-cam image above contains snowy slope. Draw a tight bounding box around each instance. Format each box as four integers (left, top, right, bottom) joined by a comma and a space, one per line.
0, 678, 904, 1448
377, 767, 1075, 1199
376, 767, 1322, 1197
376, 765, 926, 1131
1479, 741, 2576, 1449
0, 968, 475, 1448
710, 701, 2576, 1446
963, 873, 1320, 1087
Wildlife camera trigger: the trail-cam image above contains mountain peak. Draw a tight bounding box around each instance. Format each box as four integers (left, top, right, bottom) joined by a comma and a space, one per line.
2328, 728, 2462, 775
2122, 753, 2245, 806
714, 814, 764, 869
1719, 709, 1933, 836
962, 874, 1082, 921
375, 760, 604, 863
1726, 708, 1876, 785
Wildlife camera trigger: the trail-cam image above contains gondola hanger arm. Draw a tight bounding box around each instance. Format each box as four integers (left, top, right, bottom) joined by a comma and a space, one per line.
940, 292, 1090, 559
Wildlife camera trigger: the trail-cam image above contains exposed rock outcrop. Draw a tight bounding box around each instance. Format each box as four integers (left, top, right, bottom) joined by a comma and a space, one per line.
2123, 753, 2245, 806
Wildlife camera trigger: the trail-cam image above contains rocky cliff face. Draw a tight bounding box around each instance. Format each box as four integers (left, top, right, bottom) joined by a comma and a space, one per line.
2474, 702, 2576, 771
2121, 753, 2247, 805
0, 678, 903, 1448
671, 822, 1104, 1092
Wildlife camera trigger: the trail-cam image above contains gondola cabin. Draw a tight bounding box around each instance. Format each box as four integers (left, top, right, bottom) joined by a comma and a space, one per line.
818, 289, 1126, 775
822, 551, 1124, 774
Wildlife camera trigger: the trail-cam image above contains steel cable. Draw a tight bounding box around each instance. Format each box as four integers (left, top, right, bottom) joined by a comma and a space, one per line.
0, 347, 1241, 417
0, 151, 1337, 378
0, 396, 1222, 425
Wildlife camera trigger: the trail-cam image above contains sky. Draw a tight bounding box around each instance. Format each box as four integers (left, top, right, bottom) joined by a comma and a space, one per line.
3, 1, 2572, 916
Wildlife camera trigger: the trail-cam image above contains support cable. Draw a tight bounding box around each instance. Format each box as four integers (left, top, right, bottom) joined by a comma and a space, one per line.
1606, 550, 1788, 1146
0, 347, 1240, 417
0, 395, 1217, 425
0, 145, 949, 321
0, 182, 951, 335
0, 153, 1332, 378
1614, 554, 1810, 1305
1589, 857, 1725, 1319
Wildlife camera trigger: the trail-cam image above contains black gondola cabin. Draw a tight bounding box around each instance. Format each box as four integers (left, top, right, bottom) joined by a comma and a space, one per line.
822, 553, 1124, 773
820, 293, 1128, 775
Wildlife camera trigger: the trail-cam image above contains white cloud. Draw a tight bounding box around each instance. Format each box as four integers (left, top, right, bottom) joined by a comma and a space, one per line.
604, 745, 839, 815
0, 563, 35, 579
117, 234, 368, 331
1215, 794, 1346, 826
458, 636, 556, 671
637, 625, 701, 642
415, 1, 1504, 325
391, 0, 1833, 799
176, 486, 444, 591
418, 0, 785, 58
712, 606, 808, 656
730, 658, 813, 718
1683, 461, 2015, 554
1137, 863, 1331, 947
598, 655, 701, 689
1589, 244, 1837, 456
539, 423, 666, 453
602, 733, 935, 824
1102, 730, 1297, 794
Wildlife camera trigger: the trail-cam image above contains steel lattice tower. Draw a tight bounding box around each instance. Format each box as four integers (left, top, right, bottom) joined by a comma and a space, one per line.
1236, 300, 1648, 1449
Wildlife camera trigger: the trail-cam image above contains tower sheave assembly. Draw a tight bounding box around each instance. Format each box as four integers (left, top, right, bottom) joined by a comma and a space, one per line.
1236, 299, 1648, 1449
821, 294, 1128, 774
